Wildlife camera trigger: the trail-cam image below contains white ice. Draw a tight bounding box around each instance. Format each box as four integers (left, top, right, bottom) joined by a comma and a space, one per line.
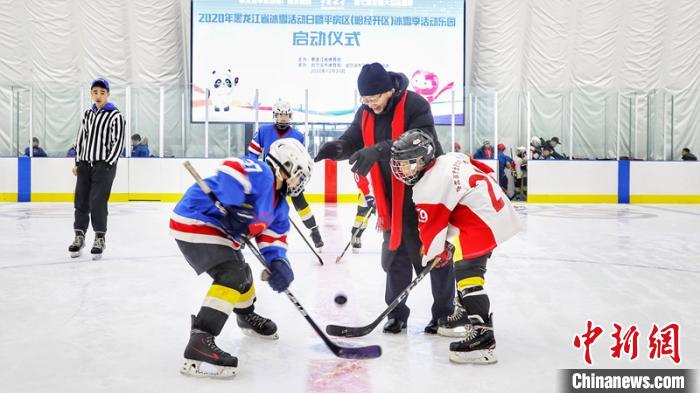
0, 203, 698, 393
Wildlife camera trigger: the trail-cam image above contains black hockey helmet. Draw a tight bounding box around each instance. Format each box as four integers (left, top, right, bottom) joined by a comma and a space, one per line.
390, 129, 436, 185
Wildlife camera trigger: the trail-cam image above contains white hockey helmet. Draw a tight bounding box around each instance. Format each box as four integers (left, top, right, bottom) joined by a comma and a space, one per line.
272, 100, 293, 129
530, 136, 542, 147
266, 138, 312, 197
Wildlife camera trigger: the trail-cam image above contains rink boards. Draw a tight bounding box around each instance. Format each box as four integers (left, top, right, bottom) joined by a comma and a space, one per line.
0, 157, 698, 203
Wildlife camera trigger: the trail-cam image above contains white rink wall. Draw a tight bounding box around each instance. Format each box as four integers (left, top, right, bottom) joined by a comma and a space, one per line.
0, 157, 698, 203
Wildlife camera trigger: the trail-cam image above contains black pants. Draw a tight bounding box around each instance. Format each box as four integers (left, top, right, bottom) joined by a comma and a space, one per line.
74, 161, 117, 233
382, 230, 455, 323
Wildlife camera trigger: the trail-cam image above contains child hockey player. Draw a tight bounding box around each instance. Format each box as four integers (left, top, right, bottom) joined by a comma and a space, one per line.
389, 129, 521, 364
247, 100, 323, 250
171, 138, 313, 378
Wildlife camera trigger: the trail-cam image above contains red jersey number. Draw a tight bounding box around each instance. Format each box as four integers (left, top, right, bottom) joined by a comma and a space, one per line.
468, 173, 505, 212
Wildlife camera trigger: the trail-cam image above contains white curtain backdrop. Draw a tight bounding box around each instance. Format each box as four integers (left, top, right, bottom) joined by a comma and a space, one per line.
469, 0, 700, 159
0, 0, 698, 158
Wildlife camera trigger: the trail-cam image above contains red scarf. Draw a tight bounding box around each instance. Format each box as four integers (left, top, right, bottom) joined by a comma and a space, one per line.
361, 92, 407, 250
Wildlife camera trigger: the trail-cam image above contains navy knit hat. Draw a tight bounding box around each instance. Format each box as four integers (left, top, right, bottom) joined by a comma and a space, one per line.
91, 78, 110, 91
357, 63, 393, 96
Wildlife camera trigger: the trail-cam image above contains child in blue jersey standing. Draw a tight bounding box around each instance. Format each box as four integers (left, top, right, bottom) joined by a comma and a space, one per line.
247, 100, 324, 251
170, 139, 313, 378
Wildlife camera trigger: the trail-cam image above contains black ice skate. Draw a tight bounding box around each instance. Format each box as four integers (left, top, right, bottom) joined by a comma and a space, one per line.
310, 226, 324, 251
351, 235, 361, 253
181, 316, 238, 378
236, 311, 279, 340
437, 296, 470, 338
90, 234, 106, 260
449, 314, 497, 364
68, 231, 85, 258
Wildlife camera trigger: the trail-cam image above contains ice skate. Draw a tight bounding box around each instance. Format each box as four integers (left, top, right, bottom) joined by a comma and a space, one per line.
351, 235, 361, 254
68, 231, 85, 258
181, 316, 238, 378
449, 314, 497, 364
90, 234, 105, 260
437, 296, 470, 338
310, 226, 324, 252
236, 311, 278, 340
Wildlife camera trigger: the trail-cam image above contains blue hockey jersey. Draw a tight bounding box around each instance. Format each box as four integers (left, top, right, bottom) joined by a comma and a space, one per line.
170, 156, 290, 264
247, 124, 304, 159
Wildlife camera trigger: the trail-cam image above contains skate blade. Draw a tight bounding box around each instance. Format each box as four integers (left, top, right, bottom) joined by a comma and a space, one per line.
91, 253, 102, 261
449, 348, 497, 364
437, 326, 469, 338
240, 328, 279, 340
351, 247, 360, 254
180, 359, 236, 379
70, 251, 82, 258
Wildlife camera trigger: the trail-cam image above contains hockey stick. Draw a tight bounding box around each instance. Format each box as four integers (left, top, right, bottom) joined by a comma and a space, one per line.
288, 218, 324, 265
182, 161, 381, 360
335, 206, 375, 264
326, 260, 437, 338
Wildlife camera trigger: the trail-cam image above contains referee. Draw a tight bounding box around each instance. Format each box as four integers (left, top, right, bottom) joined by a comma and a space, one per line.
68, 78, 125, 260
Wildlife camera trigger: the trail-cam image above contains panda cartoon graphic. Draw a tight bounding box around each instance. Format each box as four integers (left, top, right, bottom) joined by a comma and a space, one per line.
208, 69, 239, 112
410, 69, 454, 104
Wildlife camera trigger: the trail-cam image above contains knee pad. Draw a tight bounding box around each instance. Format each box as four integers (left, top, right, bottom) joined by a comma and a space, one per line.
209, 261, 253, 294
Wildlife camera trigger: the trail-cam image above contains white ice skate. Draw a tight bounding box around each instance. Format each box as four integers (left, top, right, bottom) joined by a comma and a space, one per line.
180, 358, 237, 379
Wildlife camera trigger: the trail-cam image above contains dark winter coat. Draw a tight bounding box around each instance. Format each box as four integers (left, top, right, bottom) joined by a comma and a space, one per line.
336, 72, 444, 267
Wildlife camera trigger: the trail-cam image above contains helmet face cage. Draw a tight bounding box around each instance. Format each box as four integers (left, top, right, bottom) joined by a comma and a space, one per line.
284, 163, 309, 197
273, 100, 292, 129
389, 128, 435, 185
265, 139, 312, 197
390, 156, 425, 185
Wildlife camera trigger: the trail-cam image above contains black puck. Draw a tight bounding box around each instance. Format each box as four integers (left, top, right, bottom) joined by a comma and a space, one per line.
334, 293, 347, 305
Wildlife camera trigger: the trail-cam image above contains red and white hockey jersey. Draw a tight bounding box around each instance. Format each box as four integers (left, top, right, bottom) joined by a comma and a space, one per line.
413, 153, 522, 265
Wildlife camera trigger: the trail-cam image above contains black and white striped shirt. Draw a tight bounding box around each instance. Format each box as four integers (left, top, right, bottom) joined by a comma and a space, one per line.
75, 103, 125, 165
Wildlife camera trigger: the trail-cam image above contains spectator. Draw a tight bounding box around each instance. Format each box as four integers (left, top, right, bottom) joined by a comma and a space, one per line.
545, 136, 566, 159
539, 146, 555, 160
496, 143, 513, 192
131, 134, 150, 157
66, 144, 77, 158
473, 139, 493, 159
453, 142, 461, 153
24, 137, 48, 157
681, 148, 697, 161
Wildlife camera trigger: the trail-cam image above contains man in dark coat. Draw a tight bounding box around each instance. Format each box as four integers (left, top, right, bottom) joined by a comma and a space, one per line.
315, 63, 455, 334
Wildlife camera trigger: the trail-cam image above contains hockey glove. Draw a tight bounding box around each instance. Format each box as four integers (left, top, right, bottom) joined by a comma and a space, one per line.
349, 141, 390, 177
364, 195, 376, 209
433, 242, 455, 268
268, 258, 294, 292
314, 140, 346, 162
218, 204, 255, 240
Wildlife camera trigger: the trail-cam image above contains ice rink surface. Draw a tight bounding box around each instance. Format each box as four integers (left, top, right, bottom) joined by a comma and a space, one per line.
0, 202, 698, 393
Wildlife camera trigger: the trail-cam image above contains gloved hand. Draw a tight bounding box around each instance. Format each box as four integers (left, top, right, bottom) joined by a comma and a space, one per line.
218, 204, 255, 239
314, 140, 346, 162
267, 258, 294, 292
432, 242, 455, 268
364, 195, 376, 209
349, 141, 390, 177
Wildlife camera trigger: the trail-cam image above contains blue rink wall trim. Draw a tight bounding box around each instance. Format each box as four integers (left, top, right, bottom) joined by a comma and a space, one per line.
3, 158, 699, 203
18, 157, 31, 202
617, 160, 630, 204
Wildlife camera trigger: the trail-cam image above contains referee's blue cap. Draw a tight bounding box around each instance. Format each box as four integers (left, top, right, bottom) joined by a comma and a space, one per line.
91, 78, 110, 91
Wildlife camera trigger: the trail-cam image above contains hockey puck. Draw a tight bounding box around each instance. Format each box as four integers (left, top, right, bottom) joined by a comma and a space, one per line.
334, 293, 347, 305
